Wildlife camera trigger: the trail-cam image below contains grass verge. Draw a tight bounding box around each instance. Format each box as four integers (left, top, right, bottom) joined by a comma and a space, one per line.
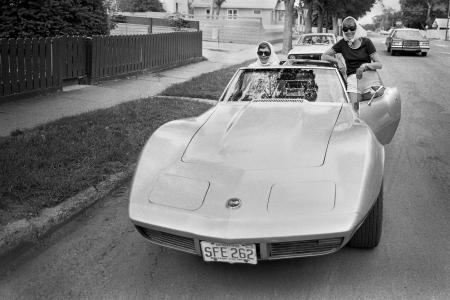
160, 60, 253, 99
0, 59, 250, 226
0, 97, 212, 225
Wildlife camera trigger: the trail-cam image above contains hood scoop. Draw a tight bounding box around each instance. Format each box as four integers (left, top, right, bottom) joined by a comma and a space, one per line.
182, 102, 342, 169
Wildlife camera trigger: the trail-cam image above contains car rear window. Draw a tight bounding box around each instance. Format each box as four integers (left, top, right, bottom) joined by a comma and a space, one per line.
394, 30, 424, 39
220, 68, 347, 103
298, 35, 335, 45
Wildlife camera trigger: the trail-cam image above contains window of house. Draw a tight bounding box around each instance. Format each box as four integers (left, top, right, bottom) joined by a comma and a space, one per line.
227, 9, 238, 19
254, 10, 261, 15
206, 9, 211, 19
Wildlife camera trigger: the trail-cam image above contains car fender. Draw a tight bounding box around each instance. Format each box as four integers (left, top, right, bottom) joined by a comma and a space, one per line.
129, 106, 217, 210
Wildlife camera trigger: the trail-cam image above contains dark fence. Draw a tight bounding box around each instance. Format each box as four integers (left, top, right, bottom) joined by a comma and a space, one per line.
0, 31, 203, 100
91, 31, 202, 81
0, 38, 62, 98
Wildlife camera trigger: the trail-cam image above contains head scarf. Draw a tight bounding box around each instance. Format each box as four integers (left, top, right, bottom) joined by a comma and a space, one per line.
249, 41, 280, 67
342, 16, 367, 46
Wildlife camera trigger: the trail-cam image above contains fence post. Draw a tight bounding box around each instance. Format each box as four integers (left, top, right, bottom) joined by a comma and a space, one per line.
85, 37, 93, 84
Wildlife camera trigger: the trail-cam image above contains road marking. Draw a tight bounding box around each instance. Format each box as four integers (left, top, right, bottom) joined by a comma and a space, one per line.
437, 51, 450, 55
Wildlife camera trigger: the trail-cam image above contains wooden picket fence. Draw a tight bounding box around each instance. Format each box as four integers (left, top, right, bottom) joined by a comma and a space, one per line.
0, 31, 203, 100
91, 31, 202, 81
0, 38, 61, 98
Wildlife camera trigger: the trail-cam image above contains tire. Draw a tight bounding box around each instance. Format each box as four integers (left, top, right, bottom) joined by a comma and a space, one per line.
421, 52, 428, 56
391, 50, 397, 56
347, 183, 383, 248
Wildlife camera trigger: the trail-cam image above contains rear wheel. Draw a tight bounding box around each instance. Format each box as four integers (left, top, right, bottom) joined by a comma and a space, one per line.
421, 52, 428, 56
347, 183, 383, 248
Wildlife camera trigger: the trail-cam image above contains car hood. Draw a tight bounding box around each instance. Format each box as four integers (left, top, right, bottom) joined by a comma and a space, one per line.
182, 102, 342, 169
289, 45, 331, 54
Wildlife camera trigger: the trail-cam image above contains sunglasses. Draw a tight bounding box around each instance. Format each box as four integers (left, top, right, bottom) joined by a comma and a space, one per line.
257, 50, 271, 56
342, 26, 356, 32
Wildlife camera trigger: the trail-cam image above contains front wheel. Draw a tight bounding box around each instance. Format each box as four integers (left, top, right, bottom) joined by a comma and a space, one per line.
347, 183, 383, 248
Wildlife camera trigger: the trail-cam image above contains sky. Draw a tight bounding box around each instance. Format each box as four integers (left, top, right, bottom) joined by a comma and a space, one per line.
358, 0, 401, 24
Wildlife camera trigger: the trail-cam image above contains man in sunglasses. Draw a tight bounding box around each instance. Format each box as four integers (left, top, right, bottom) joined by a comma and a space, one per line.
249, 41, 280, 67
321, 16, 382, 109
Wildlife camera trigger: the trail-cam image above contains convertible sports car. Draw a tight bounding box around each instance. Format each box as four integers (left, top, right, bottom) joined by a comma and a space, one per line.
129, 60, 401, 265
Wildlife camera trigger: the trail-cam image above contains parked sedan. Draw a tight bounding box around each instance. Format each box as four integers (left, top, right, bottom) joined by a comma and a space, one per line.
288, 33, 338, 60
385, 28, 430, 56
129, 60, 401, 265
288, 33, 345, 69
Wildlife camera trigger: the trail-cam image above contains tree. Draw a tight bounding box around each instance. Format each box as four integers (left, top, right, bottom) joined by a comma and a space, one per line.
0, 0, 109, 38
282, 0, 295, 54
118, 0, 165, 12
400, 0, 447, 29
215, 0, 226, 16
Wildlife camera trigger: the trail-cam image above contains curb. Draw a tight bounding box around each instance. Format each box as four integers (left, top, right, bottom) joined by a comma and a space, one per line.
0, 165, 136, 258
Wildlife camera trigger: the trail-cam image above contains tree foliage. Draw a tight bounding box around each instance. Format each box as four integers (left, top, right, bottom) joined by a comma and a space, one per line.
372, 7, 403, 30
118, 0, 165, 12
0, 0, 109, 38
399, 0, 447, 29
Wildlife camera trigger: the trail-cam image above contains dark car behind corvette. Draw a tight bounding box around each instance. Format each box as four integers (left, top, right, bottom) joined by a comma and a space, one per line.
385, 28, 430, 56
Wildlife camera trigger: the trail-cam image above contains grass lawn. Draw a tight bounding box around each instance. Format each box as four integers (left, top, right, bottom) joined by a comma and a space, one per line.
0, 97, 212, 225
0, 59, 249, 226
160, 60, 252, 99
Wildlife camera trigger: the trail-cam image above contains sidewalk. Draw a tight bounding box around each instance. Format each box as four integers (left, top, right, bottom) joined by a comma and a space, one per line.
0, 41, 282, 137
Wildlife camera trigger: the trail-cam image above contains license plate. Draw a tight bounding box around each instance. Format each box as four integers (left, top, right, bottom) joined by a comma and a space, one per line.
200, 241, 257, 264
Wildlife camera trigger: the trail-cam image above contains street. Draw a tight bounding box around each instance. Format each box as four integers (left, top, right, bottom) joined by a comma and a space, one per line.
1, 35, 449, 299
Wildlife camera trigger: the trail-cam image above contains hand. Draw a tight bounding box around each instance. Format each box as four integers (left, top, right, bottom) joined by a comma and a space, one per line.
338, 65, 346, 77
356, 66, 365, 80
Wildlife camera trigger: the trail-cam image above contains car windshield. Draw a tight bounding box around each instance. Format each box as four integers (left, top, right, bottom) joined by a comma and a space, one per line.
220, 68, 347, 103
394, 30, 424, 39
297, 35, 334, 45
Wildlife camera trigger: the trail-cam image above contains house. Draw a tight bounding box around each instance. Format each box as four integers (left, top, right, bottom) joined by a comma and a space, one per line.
432, 18, 450, 30
191, 0, 285, 25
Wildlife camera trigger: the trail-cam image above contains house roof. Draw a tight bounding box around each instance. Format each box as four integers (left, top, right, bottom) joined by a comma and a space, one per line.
192, 0, 281, 10
433, 18, 450, 27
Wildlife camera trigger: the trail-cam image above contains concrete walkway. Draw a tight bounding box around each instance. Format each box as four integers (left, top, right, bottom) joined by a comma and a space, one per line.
0, 41, 283, 137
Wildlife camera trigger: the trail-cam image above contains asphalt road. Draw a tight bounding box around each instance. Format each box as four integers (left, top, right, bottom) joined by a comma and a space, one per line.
1, 35, 449, 300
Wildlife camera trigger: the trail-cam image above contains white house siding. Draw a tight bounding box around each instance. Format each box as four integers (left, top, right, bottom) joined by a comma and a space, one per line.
193, 8, 281, 26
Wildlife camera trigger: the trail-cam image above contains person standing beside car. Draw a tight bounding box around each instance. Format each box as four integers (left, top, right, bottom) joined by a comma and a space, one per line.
321, 16, 382, 108
249, 41, 280, 67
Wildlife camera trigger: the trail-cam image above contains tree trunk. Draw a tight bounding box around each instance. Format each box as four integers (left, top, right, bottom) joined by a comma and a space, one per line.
210, 0, 215, 19
282, 0, 295, 54
425, 1, 432, 28
317, 10, 323, 33
305, 0, 313, 33
332, 13, 338, 35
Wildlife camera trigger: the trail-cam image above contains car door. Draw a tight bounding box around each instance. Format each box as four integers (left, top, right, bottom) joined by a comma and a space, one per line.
358, 72, 401, 145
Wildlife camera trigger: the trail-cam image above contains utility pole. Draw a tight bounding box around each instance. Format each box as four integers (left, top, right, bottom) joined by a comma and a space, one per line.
446, 0, 450, 40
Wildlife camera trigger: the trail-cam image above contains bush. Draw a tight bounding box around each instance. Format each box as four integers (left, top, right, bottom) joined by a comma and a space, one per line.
0, 0, 109, 38
168, 14, 189, 31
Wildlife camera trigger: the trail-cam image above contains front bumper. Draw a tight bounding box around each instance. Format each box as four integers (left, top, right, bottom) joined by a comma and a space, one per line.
391, 45, 429, 52
130, 203, 363, 260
